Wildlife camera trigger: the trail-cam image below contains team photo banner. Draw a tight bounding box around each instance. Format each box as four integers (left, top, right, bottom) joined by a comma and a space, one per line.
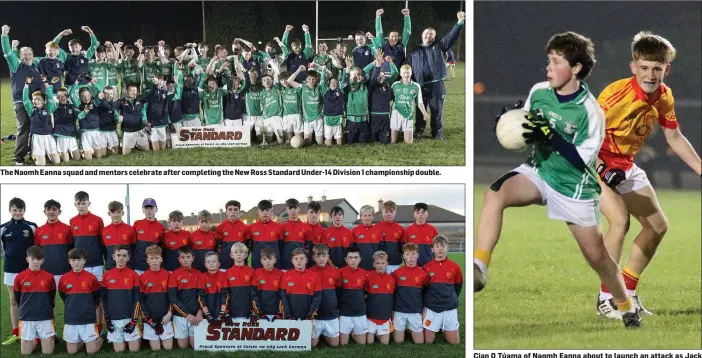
172, 125, 252, 148
194, 318, 312, 351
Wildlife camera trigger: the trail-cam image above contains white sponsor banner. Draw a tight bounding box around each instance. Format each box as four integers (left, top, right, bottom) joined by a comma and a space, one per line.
194, 318, 312, 352
172, 125, 251, 148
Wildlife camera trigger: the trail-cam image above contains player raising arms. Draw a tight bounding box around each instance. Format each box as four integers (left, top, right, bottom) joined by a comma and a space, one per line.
281, 24, 313, 83
473, 32, 642, 329
372, 8, 411, 68
594, 31, 702, 318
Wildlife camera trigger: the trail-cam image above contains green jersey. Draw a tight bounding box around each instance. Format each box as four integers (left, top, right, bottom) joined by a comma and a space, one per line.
391, 80, 422, 120
300, 67, 327, 122
199, 87, 226, 125
118, 59, 140, 86
141, 61, 161, 91
281, 86, 302, 115
89, 61, 111, 89
159, 59, 174, 78
345, 76, 369, 120
197, 56, 211, 71
524, 81, 605, 200
244, 86, 263, 117
312, 54, 333, 76
260, 86, 283, 119
106, 63, 119, 87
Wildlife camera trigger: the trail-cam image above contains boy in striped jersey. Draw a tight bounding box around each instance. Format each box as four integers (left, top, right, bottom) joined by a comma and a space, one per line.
309, 244, 340, 347
102, 245, 141, 352
364, 251, 395, 344
391, 65, 428, 144
391, 243, 427, 343
168, 247, 203, 349
139, 245, 174, 351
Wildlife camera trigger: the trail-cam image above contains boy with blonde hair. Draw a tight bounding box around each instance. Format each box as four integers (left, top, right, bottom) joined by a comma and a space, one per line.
391, 243, 428, 343
352, 205, 381, 271
376, 200, 404, 273
391, 64, 428, 144
423, 236, 462, 344
139, 245, 174, 351
224, 243, 256, 321
364, 251, 395, 345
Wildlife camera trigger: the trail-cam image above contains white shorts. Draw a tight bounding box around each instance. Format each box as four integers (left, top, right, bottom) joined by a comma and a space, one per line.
150, 127, 167, 142
615, 163, 651, 194
263, 116, 284, 136
312, 319, 339, 339
182, 118, 201, 127
173, 315, 195, 339
19, 320, 55, 341
393, 312, 423, 333
390, 109, 413, 132
56, 137, 79, 154
142, 321, 175, 341
385, 265, 401, 274
339, 315, 368, 335
283, 114, 303, 133
54, 275, 62, 287
4, 272, 18, 286
81, 130, 104, 151
367, 319, 392, 335
107, 318, 141, 343
84, 266, 104, 282
224, 119, 243, 127
63, 323, 100, 343
100, 131, 119, 148
324, 124, 342, 140
32, 134, 58, 156
513, 164, 600, 227
135, 270, 145, 276
123, 131, 149, 150
422, 308, 459, 332
243, 115, 263, 135
303, 117, 324, 136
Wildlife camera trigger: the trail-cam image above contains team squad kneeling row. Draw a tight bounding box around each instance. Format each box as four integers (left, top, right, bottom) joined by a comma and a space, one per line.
1, 193, 463, 354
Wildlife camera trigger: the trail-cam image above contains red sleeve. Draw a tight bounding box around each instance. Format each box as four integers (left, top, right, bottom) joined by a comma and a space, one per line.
314, 274, 321, 292
100, 273, 107, 288
13, 273, 22, 292
214, 224, 223, 241
129, 227, 137, 244
66, 227, 74, 243
335, 270, 342, 288
34, 231, 41, 246
98, 219, 105, 238
57, 275, 66, 293
455, 263, 464, 284
92, 275, 101, 293
197, 274, 206, 290
139, 274, 147, 292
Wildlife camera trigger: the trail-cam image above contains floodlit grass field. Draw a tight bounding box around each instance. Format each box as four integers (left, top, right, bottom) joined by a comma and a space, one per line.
473, 185, 702, 349
0, 253, 465, 357
0, 64, 465, 166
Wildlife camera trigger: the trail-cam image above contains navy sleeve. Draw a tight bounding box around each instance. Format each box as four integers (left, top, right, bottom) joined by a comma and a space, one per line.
59, 290, 67, 302
251, 285, 262, 315
101, 286, 109, 317
220, 286, 229, 312
131, 286, 140, 320
438, 23, 463, 52
91, 288, 101, 308
454, 282, 463, 300
140, 291, 152, 319
280, 289, 291, 319
49, 287, 56, 308
548, 134, 587, 171
307, 290, 321, 318
196, 288, 207, 311
168, 287, 189, 317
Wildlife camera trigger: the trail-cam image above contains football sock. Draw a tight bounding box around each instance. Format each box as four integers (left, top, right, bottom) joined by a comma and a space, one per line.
622, 267, 640, 296
599, 283, 613, 300
12, 328, 18, 336
615, 296, 635, 314
473, 250, 491, 274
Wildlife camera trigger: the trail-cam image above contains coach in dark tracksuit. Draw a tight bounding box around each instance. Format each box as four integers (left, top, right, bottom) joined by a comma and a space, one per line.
2, 26, 44, 165
407, 12, 465, 140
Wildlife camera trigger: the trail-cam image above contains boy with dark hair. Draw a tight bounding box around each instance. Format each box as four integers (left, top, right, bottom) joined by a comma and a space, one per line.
58, 248, 103, 354
35, 199, 73, 286
68, 79, 105, 160
338, 247, 368, 345
367, 52, 395, 144
102, 245, 141, 352
280, 248, 321, 335
403, 203, 438, 267
365, 251, 395, 345
372, 8, 412, 68
391, 243, 427, 344
117, 44, 140, 97
423, 236, 462, 344
54, 26, 99, 89
197, 252, 230, 323
163, 210, 191, 272
23, 76, 60, 166
305, 201, 326, 248
249, 200, 283, 270
133, 198, 165, 275
14, 245, 56, 355
168, 247, 203, 349
70, 191, 105, 281
115, 83, 149, 155
352, 205, 381, 271
351, 31, 375, 70
140, 245, 174, 351
1, 198, 37, 346
143, 75, 170, 151
282, 198, 311, 271
190, 210, 217, 273
321, 206, 352, 268
97, 86, 120, 155
215, 200, 251, 270
53, 87, 80, 162
102, 201, 136, 271
280, 24, 313, 83
309, 244, 340, 347
375, 200, 404, 273
251, 248, 284, 320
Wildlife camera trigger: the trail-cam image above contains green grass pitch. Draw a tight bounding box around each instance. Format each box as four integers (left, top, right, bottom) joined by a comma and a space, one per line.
0, 64, 465, 166
473, 185, 701, 349
0, 253, 465, 357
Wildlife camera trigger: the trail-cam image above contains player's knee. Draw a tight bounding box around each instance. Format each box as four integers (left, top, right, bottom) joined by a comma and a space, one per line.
483, 189, 507, 210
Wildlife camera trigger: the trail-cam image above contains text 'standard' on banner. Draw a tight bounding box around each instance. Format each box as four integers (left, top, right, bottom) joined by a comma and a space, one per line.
194, 317, 312, 351
172, 125, 251, 148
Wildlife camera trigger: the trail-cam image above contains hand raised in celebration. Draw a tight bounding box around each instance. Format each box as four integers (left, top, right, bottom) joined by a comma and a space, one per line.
376, 9, 384, 17
302, 24, 309, 33
285, 25, 294, 32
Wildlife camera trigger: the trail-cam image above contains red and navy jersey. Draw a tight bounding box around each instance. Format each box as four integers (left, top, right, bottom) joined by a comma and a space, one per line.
392, 265, 428, 313
140, 269, 171, 320
14, 268, 56, 321
280, 269, 321, 320
365, 270, 395, 324
101, 266, 140, 321
102, 222, 136, 270
190, 229, 217, 273
197, 270, 229, 317
309, 265, 340, 320
351, 224, 381, 271
305, 223, 326, 268
163, 229, 190, 272
58, 270, 101, 325
224, 264, 255, 318
281, 219, 311, 270
215, 219, 250, 270
69, 212, 105, 268
403, 223, 438, 267
249, 220, 283, 270
423, 258, 463, 313
375, 220, 404, 265
322, 225, 353, 269
252, 268, 283, 315
337, 266, 368, 317
1, 218, 38, 274
34, 220, 73, 275
133, 219, 166, 272
168, 266, 202, 317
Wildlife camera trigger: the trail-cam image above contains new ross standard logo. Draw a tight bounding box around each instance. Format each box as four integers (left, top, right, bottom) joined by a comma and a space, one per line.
179, 128, 243, 142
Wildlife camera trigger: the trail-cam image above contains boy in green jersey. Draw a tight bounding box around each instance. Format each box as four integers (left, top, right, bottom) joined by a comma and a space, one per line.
342, 56, 370, 144
242, 69, 264, 141
279, 69, 303, 144
390, 64, 427, 144
473, 32, 641, 329
199, 75, 227, 126
287, 65, 325, 146
118, 44, 140, 97
259, 59, 284, 145
140, 45, 161, 94
89, 45, 118, 90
